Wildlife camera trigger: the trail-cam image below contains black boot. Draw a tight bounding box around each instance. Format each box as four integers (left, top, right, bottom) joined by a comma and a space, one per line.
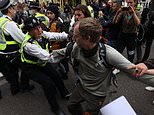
20, 84, 35, 92
50, 97, 65, 115
54, 108, 65, 115
10, 85, 20, 95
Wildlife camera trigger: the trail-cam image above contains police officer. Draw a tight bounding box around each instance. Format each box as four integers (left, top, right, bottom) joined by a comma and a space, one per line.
86, 1, 94, 17
0, 0, 34, 95
21, 16, 70, 115
29, 1, 49, 31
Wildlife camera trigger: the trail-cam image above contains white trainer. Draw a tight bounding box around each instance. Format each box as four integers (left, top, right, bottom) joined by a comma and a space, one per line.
145, 86, 154, 92
112, 69, 120, 75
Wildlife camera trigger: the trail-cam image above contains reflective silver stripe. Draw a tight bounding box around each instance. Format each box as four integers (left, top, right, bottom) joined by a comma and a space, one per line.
0, 19, 9, 42
0, 50, 19, 55
0, 40, 6, 44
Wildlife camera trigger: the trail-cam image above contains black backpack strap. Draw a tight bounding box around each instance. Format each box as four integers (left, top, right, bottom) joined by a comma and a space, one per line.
98, 42, 110, 68
65, 42, 75, 58
98, 42, 118, 88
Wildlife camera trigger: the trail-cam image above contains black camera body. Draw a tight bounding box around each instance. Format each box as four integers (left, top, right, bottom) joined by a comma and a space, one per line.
121, 2, 130, 11
121, 6, 129, 11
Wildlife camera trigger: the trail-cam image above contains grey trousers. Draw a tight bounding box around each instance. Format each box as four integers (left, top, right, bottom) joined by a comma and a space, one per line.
67, 83, 106, 115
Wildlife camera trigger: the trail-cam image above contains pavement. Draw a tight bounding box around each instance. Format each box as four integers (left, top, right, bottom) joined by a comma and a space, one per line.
0, 43, 154, 115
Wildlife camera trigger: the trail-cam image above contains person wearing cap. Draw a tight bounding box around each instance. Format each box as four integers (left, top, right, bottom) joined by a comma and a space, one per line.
29, 1, 49, 31
20, 16, 70, 115
46, 4, 70, 80
46, 4, 68, 50
0, 0, 34, 96
47, 4, 65, 33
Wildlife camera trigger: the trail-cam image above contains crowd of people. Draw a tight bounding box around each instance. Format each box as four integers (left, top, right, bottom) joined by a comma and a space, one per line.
0, 0, 154, 115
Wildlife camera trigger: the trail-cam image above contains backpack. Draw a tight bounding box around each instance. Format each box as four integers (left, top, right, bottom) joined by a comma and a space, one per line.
65, 41, 118, 87
98, 42, 110, 68
98, 42, 118, 88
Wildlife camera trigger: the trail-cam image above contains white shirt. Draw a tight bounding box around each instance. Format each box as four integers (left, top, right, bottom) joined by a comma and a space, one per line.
24, 32, 68, 62
2, 15, 25, 44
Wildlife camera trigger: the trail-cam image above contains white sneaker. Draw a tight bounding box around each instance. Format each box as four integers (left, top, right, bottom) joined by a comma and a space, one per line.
0, 72, 3, 78
145, 86, 154, 92
112, 69, 120, 75
152, 100, 154, 105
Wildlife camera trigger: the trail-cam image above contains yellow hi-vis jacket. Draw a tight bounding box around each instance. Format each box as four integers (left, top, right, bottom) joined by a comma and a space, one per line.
35, 13, 49, 27
20, 33, 49, 66
0, 17, 18, 51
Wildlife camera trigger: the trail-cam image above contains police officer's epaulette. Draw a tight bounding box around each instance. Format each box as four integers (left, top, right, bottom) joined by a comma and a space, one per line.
28, 38, 35, 43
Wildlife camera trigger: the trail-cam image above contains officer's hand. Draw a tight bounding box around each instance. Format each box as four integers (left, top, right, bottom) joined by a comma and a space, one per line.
128, 63, 148, 76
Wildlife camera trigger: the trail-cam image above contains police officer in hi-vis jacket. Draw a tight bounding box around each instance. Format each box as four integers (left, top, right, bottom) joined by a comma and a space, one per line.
21, 16, 71, 115
0, 0, 34, 96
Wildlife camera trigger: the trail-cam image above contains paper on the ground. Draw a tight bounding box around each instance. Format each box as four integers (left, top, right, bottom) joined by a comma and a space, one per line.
100, 96, 137, 115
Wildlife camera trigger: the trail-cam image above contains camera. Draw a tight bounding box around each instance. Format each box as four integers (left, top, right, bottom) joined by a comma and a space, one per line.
121, 1, 129, 11
121, 6, 129, 11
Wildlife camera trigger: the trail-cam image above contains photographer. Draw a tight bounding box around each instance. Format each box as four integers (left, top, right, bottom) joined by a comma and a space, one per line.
113, 0, 140, 62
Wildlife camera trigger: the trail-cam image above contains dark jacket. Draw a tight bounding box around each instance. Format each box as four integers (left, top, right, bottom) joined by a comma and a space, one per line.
144, 59, 154, 69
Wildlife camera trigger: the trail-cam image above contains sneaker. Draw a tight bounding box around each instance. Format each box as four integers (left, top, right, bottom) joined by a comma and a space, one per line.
112, 69, 120, 75
10, 85, 20, 95
152, 100, 154, 105
145, 86, 154, 92
20, 84, 35, 92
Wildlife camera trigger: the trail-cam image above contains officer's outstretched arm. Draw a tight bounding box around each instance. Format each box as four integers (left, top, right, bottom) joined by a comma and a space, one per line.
43, 31, 68, 41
